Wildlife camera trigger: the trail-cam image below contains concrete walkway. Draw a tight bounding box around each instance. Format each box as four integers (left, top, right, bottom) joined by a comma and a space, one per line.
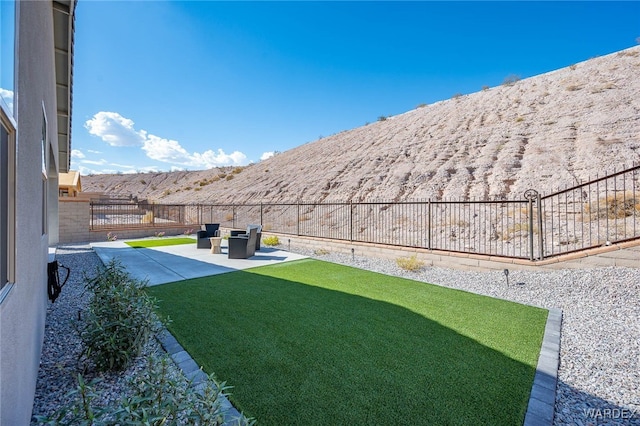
91, 237, 308, 286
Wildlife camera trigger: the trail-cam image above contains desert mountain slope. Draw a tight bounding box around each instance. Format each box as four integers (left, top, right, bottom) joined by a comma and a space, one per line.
83, 46, 640, 203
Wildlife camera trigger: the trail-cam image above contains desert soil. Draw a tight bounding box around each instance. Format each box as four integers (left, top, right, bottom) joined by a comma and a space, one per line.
83, 46, 640, 205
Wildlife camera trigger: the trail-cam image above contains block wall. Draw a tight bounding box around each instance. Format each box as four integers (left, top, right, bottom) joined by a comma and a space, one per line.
263, 233, 639, 272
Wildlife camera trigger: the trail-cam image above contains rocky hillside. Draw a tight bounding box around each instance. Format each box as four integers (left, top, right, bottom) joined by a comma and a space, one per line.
83, 46, 640, 204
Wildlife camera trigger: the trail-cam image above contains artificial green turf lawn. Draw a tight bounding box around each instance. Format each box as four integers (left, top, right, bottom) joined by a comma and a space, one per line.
125, 237, 195, 248
147, 259, 548, 425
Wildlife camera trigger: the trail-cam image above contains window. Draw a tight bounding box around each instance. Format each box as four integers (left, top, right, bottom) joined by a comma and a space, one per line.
0, 0, 15, 298
41, 110, 48, 235
0, 0, 15, 117
1, 110, 16, 293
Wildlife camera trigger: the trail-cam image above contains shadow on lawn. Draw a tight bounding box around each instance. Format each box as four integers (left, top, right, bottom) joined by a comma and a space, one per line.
149, 264, 545, 425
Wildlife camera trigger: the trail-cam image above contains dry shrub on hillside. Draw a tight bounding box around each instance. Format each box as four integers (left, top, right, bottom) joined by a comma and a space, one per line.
501, 222, 538, 241
583, 191, 640, 220
141, 211, 154, 224
502, 74, 520, 86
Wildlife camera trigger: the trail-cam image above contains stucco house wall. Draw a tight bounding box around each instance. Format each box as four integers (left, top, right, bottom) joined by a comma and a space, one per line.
0, 1, 75, 424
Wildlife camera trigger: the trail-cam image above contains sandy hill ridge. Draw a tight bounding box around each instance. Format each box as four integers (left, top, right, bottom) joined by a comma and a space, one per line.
83, 46, 640, 204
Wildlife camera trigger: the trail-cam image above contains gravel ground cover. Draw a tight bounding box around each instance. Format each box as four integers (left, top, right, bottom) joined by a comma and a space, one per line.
31, 245, 190, 424
32, 244, 640, 425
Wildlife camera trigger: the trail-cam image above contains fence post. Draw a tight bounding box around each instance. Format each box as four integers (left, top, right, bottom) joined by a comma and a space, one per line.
350, 201, 353, 242
260, 202, 263, 226
427, 199, 432, 250
233, 205, 236, 229
524, 189, 538, 261
537, 193, 544, 260
297, 202, 301, 236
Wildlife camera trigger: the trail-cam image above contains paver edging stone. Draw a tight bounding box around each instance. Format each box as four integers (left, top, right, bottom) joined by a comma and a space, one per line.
523, 307, 562, 426
156, 328, 246, 425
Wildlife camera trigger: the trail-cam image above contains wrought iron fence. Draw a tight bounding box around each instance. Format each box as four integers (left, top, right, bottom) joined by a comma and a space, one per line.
90, 164, 640, 260
90, 202, 201, 229
541, 165, 639, 257
253, 199, 543, 260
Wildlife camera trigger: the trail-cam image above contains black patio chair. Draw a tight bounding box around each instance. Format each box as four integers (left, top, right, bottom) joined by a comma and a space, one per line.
196, 223, 220, 249
228, 227, 258, 259
229, 224, 262, 250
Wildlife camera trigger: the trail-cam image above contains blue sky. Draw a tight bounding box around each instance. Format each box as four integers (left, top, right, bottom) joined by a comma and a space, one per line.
67, 1, 640, 175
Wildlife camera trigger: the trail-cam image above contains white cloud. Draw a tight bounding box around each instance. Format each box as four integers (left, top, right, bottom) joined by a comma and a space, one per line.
85, 111, 146, 147
71, 149, 85, 159
142, 135, 192, 164
76, 163, 160, 176
82, 159, 108, 166
192, 148, 247, 168
87, 149, 102, 154
77, 165, 121, 176
0, 88, 14, 113
85, 111, 247, 169
110, 163, 136, 170
260, 151, 275, 161
142, 134, 246, 168
77, 165, 97, 176
137, 166, 161, 173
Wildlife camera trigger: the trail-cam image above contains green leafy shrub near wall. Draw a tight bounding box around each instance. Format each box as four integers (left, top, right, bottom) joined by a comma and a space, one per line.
36, 356, 239, 425
79, 259, 159, 371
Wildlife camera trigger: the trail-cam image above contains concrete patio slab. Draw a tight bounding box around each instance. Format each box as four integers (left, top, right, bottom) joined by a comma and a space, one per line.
90, 237, 307, 286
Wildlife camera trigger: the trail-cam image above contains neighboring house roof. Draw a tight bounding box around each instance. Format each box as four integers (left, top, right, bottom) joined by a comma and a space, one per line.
59, 170, 81, 192
53, 0, 76, 173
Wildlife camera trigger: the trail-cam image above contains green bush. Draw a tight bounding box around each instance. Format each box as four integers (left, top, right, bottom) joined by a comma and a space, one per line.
35, 355, 246, 425
79, 259, 159, 372
262, 235, 280, 246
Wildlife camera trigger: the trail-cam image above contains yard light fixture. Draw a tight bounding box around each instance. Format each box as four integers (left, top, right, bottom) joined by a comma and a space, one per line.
504, 269, 509, 287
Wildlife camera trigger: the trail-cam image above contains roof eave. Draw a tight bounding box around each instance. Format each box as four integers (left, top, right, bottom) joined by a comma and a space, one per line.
52, 0, 76, 174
